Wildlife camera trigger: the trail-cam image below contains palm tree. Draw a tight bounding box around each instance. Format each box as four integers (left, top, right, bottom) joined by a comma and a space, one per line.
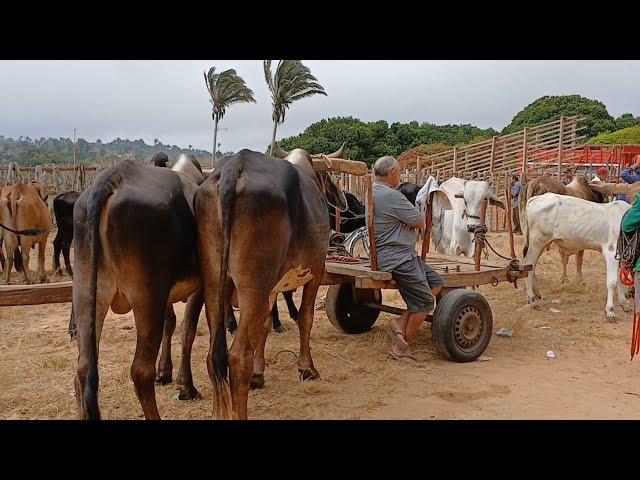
263, 60, 327, 156
204, 67, 256, 167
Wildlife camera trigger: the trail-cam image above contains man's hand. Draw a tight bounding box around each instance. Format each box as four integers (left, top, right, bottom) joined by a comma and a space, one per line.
405, 217, 426, 232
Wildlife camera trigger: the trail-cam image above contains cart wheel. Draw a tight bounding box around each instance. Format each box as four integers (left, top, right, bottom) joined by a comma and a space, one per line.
325, 284, 381, 334
431, 289, 493, 363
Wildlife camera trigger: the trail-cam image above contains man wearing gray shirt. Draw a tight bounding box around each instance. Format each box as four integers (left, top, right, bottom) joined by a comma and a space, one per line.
372, 156, 443, 364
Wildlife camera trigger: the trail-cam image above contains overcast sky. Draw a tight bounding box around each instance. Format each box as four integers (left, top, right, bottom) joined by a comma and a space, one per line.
1, 60, 639, 153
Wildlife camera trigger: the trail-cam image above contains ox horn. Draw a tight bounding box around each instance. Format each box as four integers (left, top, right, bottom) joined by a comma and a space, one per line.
273, 144, 290, 158
326, 142, 347, 158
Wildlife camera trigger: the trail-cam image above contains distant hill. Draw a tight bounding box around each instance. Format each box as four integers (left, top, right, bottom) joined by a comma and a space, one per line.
0, 136, 229, 167
588, 126, 640, 144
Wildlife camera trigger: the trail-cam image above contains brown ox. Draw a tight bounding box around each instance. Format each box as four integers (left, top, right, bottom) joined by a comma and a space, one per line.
195, 148, 347, 420
518, 174, 605, 283
0, 181, 52, 284
71, 154, 205, 420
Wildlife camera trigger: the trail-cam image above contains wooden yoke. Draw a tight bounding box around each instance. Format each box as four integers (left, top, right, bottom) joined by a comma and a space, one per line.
366, 167, 378, 271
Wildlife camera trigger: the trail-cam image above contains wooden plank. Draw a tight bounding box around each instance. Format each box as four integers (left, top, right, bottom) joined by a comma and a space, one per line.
354, 267, 530, 290
312, 158, 368, 176
366, 170, 378, 271
324, 262, 391, 281
0, 281, 73, 306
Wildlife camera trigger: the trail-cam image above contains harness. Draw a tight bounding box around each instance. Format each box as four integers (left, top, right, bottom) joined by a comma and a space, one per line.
615, 210, 640, 360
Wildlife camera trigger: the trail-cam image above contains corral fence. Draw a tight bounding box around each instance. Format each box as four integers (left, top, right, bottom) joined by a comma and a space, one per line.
332, 116, 640, 233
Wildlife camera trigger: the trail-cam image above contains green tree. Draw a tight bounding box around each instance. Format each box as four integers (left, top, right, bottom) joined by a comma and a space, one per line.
589, 126, 640, 144
502, 95, 616, 139
204, 67, 256, 167
615, 113, 638, 130
264, 60, 327, 156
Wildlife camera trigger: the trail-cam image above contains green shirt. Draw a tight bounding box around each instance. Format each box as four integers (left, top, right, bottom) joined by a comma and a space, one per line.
621, 192, 640, 271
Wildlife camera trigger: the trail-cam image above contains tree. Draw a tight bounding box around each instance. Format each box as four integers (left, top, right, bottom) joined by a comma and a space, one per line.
615, 113, 638, 130
263, 60, 327, 156
153, 138, 159, 146
589, 126, 640, 144
204, 67, 256, 167
502, 95, 615, 139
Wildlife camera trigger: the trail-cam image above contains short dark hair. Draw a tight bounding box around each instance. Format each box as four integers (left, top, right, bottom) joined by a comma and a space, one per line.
511, 174, 519, 181
152, 152, 169, 167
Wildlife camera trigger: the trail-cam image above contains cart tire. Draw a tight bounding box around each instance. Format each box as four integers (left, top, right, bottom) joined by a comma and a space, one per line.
431, 289, 492, 363
325, 284, 381, 334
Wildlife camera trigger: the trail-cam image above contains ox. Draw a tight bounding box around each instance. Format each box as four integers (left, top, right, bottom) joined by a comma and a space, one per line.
194, 148, 347, 420
0, 181, 52, 284
53, 191, 80, 277
522, 192, 630, 319
518, 174, 605, 284
71, 154, 205, 420
429, 177, 504, 257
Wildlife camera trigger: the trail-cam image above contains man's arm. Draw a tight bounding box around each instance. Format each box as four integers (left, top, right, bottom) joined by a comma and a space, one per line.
620, 167, 640, 185
392, 192, 425, 230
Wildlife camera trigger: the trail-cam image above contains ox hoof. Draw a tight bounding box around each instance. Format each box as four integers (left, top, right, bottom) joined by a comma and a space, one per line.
621, 304, 632, 313
606, 313, 617, 323
39, 277, 49, 284
298, 368, 320, 382
155, 373, 173, 385
177, 385, 202, 401
250, 373, 265, 389
273, 325, 286, 334
560, 278, 569, 284
54, 268, 63, 276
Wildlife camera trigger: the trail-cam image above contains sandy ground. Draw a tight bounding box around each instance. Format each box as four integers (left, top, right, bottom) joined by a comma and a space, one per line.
1, 231, 640, 420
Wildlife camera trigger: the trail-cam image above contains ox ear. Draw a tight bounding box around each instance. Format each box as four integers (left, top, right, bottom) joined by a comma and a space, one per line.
320, 172, 348, 213
273, 144, 289, 159
488, 191, 505, 209
432, 190, 452, 210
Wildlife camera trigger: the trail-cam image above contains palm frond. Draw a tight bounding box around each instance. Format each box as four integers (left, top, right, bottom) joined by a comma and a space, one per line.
204, 66, 256, 120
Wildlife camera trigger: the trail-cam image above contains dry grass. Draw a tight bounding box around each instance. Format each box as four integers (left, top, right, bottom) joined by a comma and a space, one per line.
0, 231, 635, 419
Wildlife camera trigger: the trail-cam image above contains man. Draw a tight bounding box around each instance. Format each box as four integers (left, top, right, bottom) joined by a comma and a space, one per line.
621, 191, 640, 358
510, 174, 522, 234
562, 170, 573, 185
618, 156, 640, 202
152, 151, 169, 167
372, 156, 444, 364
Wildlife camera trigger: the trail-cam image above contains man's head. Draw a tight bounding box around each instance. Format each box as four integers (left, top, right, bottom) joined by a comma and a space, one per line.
597, 167, 608, 179
374, 156, 401, 188
511, 174, 519, 184
152, 152, 169, 168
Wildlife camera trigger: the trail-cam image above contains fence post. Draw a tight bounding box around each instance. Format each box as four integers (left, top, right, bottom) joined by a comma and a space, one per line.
557, 116, 565, 179
522, 126, 528, 182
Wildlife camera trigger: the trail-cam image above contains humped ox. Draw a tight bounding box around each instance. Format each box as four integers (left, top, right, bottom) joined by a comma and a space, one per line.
71, 154, 207, 420
518, 174, 605, 284
194, 148, 347, 420
0, 181, 52, 284
52, 191, 80, 277
522, 192, 630, 319
424, 177, 504, 257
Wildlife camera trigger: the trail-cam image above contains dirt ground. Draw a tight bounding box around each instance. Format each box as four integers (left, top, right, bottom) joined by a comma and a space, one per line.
1, 231, 640, 420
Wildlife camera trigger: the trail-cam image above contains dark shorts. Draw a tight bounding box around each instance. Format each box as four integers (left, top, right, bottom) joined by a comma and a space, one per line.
391, 256, 444, 313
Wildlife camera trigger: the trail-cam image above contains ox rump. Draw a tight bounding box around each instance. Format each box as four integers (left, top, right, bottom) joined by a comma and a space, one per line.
522, 192, 631, 319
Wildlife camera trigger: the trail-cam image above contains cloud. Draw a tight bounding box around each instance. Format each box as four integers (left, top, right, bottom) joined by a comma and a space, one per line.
0, 60, 638, 152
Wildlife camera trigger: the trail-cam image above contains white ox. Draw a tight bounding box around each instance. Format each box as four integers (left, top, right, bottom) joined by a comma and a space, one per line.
417, 177, 504, 256
522, 192, 631, 319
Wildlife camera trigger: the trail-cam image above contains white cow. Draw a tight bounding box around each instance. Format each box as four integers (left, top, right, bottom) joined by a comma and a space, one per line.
522, 192, 631, 319
436, 177, 504, 256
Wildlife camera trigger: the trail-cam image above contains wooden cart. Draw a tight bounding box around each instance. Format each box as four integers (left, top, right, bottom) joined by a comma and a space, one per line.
317, 157, 531, 363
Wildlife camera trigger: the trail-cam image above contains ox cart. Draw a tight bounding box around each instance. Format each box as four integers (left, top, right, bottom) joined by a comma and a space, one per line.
315, 157, 531, 363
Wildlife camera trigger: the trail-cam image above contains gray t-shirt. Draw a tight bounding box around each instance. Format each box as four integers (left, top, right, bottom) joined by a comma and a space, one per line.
371, 182, 423, 271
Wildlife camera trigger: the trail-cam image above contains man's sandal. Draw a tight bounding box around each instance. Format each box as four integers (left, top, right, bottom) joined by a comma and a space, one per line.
386, 325, 408, 349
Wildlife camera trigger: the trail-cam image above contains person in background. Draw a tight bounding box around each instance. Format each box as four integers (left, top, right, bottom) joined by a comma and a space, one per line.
152, 152, 169, 168
563, 170, 573, 185
618, 156, 640, 202
592, 166, 608, 182
510, 174, 522, 234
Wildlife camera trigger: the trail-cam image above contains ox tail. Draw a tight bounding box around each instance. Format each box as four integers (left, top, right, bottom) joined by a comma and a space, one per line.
212, 157, 245, 419
83, 172, 121, 420
519, 182, 530, 258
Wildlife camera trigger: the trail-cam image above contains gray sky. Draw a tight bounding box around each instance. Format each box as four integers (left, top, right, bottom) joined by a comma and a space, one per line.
1, 60, 639, 153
